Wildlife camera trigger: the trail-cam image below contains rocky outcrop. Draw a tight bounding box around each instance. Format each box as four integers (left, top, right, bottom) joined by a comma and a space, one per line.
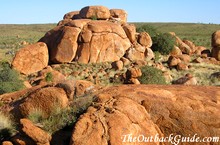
79, 6, 110, 20
212, 30, 220, 47
12, 42, 48, 75
75, 21, 131, 63
211, 30, 220, 60
110, 9, 127, 23
39, 26, 81, 63
70, 85, 220, 145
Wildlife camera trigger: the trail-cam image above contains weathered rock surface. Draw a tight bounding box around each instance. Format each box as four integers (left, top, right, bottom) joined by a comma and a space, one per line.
40, 26, 81, 63
110, 9, 127, 23
19, 87, 68, 118
20, 118, 51, 145
212, 30, 220, 47
79, 6, 110, 20
70, 85, 220, 145
138, 32, 153, 48
63, 11, 81, 19
123, 24, 136, 43
75, 21, 131, 63
12, 42, 48, 75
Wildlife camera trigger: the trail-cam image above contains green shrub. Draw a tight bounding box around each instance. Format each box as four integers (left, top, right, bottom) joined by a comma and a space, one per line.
152, 33, 176, 55
136, 24, 158, 37
139, 66, 166, 84
45, 72, 53, 82
28, 94, 94, 134
0, 61, 24, 94
0, 112, 16, 141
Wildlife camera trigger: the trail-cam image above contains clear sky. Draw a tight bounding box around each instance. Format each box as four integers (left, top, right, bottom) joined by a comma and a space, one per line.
0, 0, 220, 24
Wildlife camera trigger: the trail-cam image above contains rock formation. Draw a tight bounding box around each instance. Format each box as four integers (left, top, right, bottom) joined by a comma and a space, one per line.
70, 85, 220, 145
10, 6, 156, 75
211, 30, 220, 60
12, 42, 48, 75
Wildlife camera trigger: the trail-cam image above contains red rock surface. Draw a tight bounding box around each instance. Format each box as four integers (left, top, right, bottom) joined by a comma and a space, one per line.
12, 42, 48, 75
70, 85, 220, 145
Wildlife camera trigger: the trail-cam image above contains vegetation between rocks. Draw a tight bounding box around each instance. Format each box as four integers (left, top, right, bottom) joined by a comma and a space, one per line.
139, 66, 167, 84
0, 61, 24, 95
0, 112, 16, 141
28, 94, 94, 134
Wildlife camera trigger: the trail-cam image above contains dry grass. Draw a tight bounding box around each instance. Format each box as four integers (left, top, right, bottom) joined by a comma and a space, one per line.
171, 62, 220, 86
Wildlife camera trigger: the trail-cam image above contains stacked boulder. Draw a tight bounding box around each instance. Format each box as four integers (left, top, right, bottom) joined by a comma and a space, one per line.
12, 6, 153, 75
211, 30, 220, 60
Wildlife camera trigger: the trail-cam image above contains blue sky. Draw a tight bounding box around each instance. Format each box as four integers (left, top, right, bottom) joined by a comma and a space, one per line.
0, 0, 220, 24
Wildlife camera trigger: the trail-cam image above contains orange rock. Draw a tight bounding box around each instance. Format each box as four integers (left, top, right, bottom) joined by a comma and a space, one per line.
63, 11, 81, 19
40, 26, 81, 63
76, 21, 131, 63
138, 32, 153, 48
211, 30, 220, 47
183, 39, 196, 53
123, 24, 136, 43
167, 56, 181, 67
110, 9, 127, 23
177, 62, 188, 71
58, 19, 91, 29
75, 80, 96, 97
126, 67, 142, 78
170, 45, 182, 56
112, 60, 123, 71
177, 54, 191, 63
211, 47, 220, 61
195, 46, 207, 55
175, 36, 192, 54
20, 118, 51, 144
79, 6, 110, 20
145, 48, 155, 61
70, 85, 220, 145
19, 87, 68, 118
12, 42, 48, 75
1, 141, 13, 145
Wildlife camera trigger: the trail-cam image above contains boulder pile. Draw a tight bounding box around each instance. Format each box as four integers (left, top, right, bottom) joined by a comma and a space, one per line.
11, 5, 154, 75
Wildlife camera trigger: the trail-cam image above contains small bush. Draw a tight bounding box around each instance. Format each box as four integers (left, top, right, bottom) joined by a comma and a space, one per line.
28, 94, 94, 134
0, 112, 16, 141
139, 66, 166, 84
45, 72, 53, 82
0, 61, 24, 94
152, 33, 176, 55
136, 24, 158, 37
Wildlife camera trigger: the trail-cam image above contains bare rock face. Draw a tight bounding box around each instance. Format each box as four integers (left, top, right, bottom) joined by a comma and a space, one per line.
20, 118, 51, 145
75, 21, 131, 63
125, 43, 145, 61
79, 6, 110, 20
123, 24, 136, 43
175, 36, 192, 55
212, 47, 220, 61
212, 30, 220, 47
70, 85, 220, 145
12, 42, 48, 75
63, 11, 81, 19
170, 45, 182, 56
211, 30, 220, 60
138, 32, 153, 48
19, 87, 68, 118
183, 39, 196, 53
110, 9, 127, 23
40, 26, 81, 63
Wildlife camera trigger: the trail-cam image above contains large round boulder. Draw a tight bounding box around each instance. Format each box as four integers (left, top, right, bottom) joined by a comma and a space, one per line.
12, 42, 48, 75
79, 6, 110, 20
